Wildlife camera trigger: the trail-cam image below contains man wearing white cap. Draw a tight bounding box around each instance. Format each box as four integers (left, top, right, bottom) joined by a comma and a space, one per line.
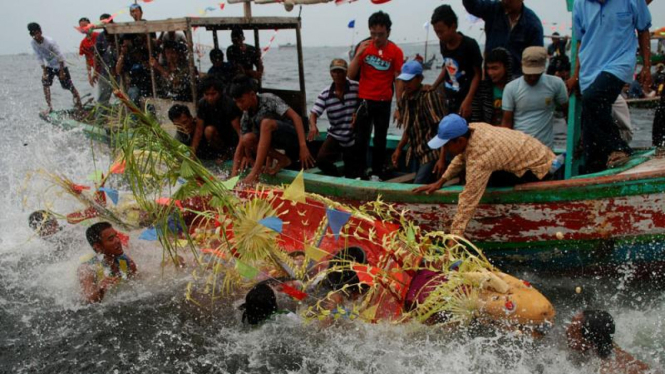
502, 46, 568, 149
413, 114, 560, 237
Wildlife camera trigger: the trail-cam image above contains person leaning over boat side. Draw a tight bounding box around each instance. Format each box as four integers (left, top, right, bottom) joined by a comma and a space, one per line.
116, 34, 152, 107
461, 0, 543, 71
502, 47, 568, 149
168, 104, 220, 161
78, 222, 137, 304
28, 23, 83, 113
94, 13, 119, 107
347, 11, 404, 180
77, 17, 99, 88
192, 77, 242, 162
567, 310, 653, 374
308, 58, 360, 178
471, 48, 515, 126
230, 76, 315, 184
427, 5, 483, 119
413, 114, 561, 237
227, 26, 264, 84
567, 0, 652, 172
392, 61, 447, 184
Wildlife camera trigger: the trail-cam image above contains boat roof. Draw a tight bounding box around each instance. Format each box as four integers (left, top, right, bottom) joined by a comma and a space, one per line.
102, 16, 301, 35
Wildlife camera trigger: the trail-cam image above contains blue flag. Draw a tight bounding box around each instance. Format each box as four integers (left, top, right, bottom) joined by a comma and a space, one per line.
98, 187, 119, 205
326, 208, 352, 241
258, 216, 283, 234
348, 19, 356, 28
139, 227, 158, 241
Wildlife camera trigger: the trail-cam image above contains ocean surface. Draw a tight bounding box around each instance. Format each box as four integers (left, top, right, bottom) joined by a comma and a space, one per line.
0, 46, 664, 373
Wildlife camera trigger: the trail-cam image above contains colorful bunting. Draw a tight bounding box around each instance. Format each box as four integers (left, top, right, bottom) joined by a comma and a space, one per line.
221, 176, 239, 190
155, 197, 184, 210
235, 259, 258, 279
305, 244, 328, 261
258, 216, 283, 234
98, 187, 119, 205
117, 231, 130, 246
326, 207, 351, 241
139, 227, 158, 241
110, 160, 126, 174
347, 19, 356, 28
71, 184, 90, 194
279, 284, 308, 301
282, 170, 306, 204
86, 170, 103, 183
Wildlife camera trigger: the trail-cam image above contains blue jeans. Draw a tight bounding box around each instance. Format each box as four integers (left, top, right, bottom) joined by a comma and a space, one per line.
581, 72, 631, 173
413, 160, 436, 184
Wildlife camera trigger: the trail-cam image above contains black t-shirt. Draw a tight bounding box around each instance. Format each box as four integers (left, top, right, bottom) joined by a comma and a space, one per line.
226, 44, 260, 73
197, 95, 242, 146
439, 33, 483, 102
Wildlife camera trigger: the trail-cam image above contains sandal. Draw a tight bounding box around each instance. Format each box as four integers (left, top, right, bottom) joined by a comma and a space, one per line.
607, 151, 630, 169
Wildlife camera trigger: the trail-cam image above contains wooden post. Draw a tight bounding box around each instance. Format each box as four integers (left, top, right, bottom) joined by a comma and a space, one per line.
146, 32, 157, 99
185, 20, 199, 104
564, 17, 582, 179
114, 35, 124, 90
244, 1, 252, 18
295, 20, 307, 119
213, 30, 219, 50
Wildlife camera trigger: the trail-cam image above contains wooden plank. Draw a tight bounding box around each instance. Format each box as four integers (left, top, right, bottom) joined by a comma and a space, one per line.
105, 19, 189, 34
619, 156, 665, 175
191, 17, 300, 30
386, 173, 416, 183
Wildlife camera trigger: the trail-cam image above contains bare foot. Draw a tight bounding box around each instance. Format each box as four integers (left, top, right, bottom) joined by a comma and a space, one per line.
266, 157, 291, 175
241, 173, 259, 185
41, 108, 53, 116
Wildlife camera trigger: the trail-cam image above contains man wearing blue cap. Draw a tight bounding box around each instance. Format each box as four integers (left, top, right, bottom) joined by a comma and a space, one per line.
414, 114, 559, 237
393, 61, 447, 184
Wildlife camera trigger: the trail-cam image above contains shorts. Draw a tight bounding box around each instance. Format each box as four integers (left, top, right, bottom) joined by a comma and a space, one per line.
42, 67, 74, 90
270, 120, 299, 163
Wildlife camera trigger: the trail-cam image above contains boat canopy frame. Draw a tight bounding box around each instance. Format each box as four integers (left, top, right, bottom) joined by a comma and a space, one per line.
100, 16, 307, 118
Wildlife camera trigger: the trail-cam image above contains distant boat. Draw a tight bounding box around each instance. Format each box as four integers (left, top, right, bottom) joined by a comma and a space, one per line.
422, 55, 436, 70
279, 43, 296, 49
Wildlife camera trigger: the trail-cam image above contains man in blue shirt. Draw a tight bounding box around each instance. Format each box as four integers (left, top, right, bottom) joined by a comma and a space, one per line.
462, 0, 543, 70
569, 0, 652, 172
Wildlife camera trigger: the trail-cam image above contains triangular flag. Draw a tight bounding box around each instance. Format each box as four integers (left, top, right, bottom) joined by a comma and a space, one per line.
279, 284, 308, 301
360, 304, 378, 321
156, 197, 184, 211
305, 244, 328, 261
221, 176, 239, 190
139, 227, 158, 241
258, 216, 283, 233
282, 170, 306, 204
326, 208, 352, 241
235, 259, 258, 279
71, 184, 90, 194
98, 187, 119, 205
86, 170, 103, 183
348, 19, 356, 28
110, 160, 126, 174
407, 226, 416, 243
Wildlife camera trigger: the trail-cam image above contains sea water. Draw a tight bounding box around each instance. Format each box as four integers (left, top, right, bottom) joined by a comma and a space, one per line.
0, 47, 663, 373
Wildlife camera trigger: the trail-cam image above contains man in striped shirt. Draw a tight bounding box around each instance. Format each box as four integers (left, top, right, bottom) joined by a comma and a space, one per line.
309, 59, 360, 178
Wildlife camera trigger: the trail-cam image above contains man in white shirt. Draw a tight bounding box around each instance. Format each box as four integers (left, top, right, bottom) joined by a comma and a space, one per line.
502, 47, 568, 148
28, 23, 82, 113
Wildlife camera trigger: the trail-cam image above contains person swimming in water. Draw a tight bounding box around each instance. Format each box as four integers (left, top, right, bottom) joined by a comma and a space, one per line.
77, 222, 137, 303
567, 310, 653, 374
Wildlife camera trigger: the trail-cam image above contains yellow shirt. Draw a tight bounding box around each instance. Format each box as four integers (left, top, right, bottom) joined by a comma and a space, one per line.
441, 122, 555, 236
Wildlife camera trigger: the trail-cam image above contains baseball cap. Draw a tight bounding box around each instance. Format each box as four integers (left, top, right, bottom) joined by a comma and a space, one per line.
522, 46, 547, 75
428, 114, 469, 149
397, 61, 424, 81
330, 58, 348, 71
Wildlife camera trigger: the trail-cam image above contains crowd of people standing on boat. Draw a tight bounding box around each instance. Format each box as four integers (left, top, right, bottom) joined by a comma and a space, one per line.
26, 0, 665, 240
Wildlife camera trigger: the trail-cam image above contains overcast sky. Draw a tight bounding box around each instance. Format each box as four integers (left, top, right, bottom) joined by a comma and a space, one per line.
2, 0, 664, 55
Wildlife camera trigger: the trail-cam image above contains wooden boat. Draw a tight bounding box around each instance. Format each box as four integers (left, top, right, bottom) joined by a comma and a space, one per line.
626, 96, 661, 109
421, 55, 436, 70
39, 0, 665, 273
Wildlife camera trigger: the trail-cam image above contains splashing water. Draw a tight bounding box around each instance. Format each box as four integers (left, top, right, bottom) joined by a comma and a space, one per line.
0, 51, 663, 373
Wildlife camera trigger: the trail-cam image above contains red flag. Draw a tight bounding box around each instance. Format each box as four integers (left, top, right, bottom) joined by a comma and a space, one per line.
110, 160, 126, 174
279, 284, 308, 301
117, 231, 130, 246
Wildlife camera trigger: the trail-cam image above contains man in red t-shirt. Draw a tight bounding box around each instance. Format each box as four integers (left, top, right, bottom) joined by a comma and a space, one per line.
78, 17, 99, 87
348, 11, 404, 180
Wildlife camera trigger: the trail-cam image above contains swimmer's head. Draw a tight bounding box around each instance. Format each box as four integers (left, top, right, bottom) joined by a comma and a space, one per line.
325, 247, 369, 293
567, 310, 615, 358
288, 251, 306, 268
241, 283, 277, 325
28, 210, 59, 238
86, 222, 123, 257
